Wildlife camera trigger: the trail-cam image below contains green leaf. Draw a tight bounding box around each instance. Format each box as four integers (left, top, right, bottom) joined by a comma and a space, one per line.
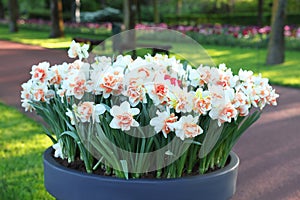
42, 125, 57, 143
199, 119, 223, 158
120, 160, 129, 179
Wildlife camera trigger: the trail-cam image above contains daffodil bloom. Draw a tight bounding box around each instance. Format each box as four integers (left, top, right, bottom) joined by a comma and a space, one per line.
150, 110, 178, 138
72, 102, 106, 123
146, 83, 169, 106
210, 103, 238, 126
52, 141, 64, 159
30, 62, 50, 83
169, 115, 203, 140
192, 88, 212, 115
68, 40, 89, 60
109, 101, 139, 131
168, 87, 193, 113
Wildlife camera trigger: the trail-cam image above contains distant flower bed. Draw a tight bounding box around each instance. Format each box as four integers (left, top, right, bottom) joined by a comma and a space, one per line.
17, 19, 112, 30
136, 23, 300, 50
2, 18, 299, 50
136, 23, 300, 39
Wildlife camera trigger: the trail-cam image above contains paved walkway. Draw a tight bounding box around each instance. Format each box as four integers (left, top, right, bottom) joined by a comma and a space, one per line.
0, 40, 299, 200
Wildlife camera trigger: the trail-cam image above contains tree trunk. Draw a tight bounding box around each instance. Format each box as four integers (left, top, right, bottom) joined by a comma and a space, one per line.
176, 0, 182, 16
153, 0, 160, 24
8, 0, 19, 32
99, 0, 106, 8
50, 0, 64, 38
124, 0, 136, 30
137, 0, 141, 23
266, 0, 287, 65
71, 0, 80, 23
258, 0, 263, 26
0, 0, 5, 19
123, 0, 136, 57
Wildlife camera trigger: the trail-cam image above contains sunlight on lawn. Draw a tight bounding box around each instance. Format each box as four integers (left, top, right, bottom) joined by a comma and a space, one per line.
0, 102, 54, 200
18, 38, 71, 48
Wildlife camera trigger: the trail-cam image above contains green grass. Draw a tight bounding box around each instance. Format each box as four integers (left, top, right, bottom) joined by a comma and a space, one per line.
0, 24, 110, 49
0, 102, 54, 200
204, 45, 300, 87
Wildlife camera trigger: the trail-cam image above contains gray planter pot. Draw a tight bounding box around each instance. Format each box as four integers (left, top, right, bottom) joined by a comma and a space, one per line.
44, 147, 239, 200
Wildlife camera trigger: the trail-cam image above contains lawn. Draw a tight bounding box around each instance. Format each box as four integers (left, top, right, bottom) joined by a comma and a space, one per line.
0, 24, 110, 49
204, 45, 300, 87
0, 103, 54, 200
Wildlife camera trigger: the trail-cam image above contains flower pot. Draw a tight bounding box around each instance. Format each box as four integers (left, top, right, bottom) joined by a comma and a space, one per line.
44, 147, 239, 200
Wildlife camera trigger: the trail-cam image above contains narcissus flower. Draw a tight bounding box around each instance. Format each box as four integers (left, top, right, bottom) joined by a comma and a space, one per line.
169, 115, 203, 140
150, 110, 178, 138
68, 40, 89, 60
109, 101, 140, 131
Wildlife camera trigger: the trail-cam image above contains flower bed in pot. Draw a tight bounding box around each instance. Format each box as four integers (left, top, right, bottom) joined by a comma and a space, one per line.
21, 37, 278, 199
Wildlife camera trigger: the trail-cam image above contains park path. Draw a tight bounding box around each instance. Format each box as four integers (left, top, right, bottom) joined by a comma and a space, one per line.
0, 40, 300, 200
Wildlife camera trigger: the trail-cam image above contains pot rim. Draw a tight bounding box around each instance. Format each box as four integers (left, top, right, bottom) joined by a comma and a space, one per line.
44, 146, 239, 183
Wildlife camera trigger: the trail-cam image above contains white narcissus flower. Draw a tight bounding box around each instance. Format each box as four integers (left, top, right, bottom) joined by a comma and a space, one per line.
213, 64, 238, 88
79, 44, 90, 60
192, 88, 212, 115
209, 103, 238, 126
94, 104, 106, 122
48, 63, 69, 86
31, 82, 48, 102
168, 115, 203, 140
128, 56, 150, 71
195, 65, 214, 86
266, 88, 279, 106
232, 91, 250, 116
238, 69, 253, 82
146, 83, 168, 106
96, 67, 124, 98
73, 102, 106, 123
52, 141, 64, 159
113, 55, 133, 69
188, 68, 200, 87
76, 102, 94, 123
109, 101, 139, 131
30, 62, 50, 83
150, 110, 178, 138
21, 99, 34, 112
21, 80, 33, 101
66, 108, 75, 125
68, 40, 80, 58
168, 87, 193, 113
92, 56, 112, 71
68, 40, 89, 60
62, 71, 87, 100
125, 79, 147, 107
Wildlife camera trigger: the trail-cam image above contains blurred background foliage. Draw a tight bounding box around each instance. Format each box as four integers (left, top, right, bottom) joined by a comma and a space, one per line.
0, 0, 300, 25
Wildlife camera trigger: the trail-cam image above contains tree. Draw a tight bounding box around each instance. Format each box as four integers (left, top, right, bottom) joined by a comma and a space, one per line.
266, 0, 287, 65
0, 0, 4, 19
257, 0, 263, 26
99, 0, 106, 8
50, 0, 64, 38
176, 0, 182, 15
71, 0, 81, 23
123, 0, 137, 56
8, 0, 19, 32
153, 0, 160, 24
124, 0, 136, 31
